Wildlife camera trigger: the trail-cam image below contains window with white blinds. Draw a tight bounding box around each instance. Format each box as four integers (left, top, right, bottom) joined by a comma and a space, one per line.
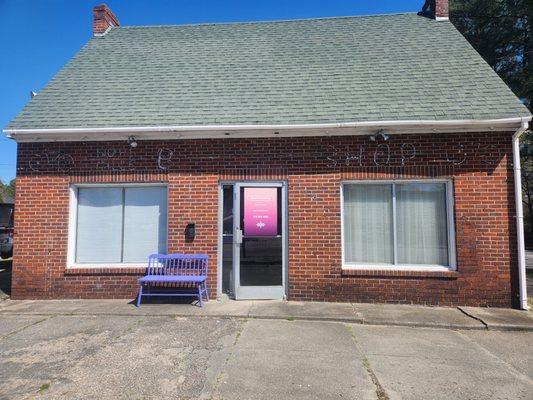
342, 181, 455, 269
74, 186, 167, 264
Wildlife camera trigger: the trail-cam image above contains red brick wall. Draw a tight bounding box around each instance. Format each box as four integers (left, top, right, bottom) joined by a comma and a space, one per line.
12, 131, 519, 307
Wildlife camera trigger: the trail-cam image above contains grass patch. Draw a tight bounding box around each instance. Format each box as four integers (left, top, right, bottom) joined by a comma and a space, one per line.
113, 319, 142, 340
37, 382, 51, 393
233, 319, 246, 345
286, 316, 295, 321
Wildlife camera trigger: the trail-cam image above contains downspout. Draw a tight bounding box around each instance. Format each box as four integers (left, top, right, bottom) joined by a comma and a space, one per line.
512, 118, 530, 310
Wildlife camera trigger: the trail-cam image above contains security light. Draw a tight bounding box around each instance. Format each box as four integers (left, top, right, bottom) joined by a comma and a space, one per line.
369, 130, 389, 142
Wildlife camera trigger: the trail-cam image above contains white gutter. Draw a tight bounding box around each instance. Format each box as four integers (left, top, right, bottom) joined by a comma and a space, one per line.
2, 117, 528, 136
513, 118, 531, 310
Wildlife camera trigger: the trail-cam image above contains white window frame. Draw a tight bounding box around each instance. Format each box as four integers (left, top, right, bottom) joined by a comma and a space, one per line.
67, 183, 169, 269
340, 179, 457, 272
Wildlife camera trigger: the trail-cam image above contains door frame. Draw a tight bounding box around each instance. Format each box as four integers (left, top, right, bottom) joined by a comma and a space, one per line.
218, 180, 288, 300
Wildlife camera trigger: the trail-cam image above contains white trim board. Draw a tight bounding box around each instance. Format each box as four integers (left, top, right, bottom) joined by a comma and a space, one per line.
340, 179, 456, 272
67, 183, 169, 269
4, 117, 531, 142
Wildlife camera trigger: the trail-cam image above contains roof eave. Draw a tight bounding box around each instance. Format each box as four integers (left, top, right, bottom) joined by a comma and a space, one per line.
4, 117, 531, 143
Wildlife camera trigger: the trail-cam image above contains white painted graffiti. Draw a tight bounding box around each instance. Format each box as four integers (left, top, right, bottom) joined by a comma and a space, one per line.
373, 143, 391, 166
325, 145, 342, 168
444, 144, 468, 166
95, 147, 127, 172
91, 147, 173, 172
345, 146, 363, 167
29, 150, 74, 172
400, 143, 416, 166
25, 138, 504, 174
157, 148, 174, 170
475, 143, 501, 171
325, 140, 502, 170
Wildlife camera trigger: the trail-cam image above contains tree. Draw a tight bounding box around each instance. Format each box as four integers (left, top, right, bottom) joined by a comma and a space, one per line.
0, 179, 15, 202
450, 0, 533, 238
521, 144, 533, 234
4, 179, 15, 200
450, 1, 532, 108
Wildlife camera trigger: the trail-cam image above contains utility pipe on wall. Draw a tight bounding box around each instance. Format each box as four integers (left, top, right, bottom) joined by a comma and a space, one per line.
513, 118, 531, 310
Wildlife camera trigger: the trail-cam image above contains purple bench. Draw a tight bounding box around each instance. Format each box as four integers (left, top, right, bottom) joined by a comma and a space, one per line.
136, 253, 209, 307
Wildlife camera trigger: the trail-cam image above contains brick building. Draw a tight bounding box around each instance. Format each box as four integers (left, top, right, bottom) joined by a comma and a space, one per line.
4, 1, 532, 308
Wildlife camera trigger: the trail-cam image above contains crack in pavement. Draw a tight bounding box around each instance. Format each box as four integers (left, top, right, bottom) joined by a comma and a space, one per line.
209, 318, 248, 399
346, 324, 390, 400
457, 306, 489, 329
17, 315, 147, 400
112, 318, 143, 341
0, 314, 57, 341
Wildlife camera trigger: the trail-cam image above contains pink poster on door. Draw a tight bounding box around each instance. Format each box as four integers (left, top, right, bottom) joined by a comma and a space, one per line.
243, 187, 278, 236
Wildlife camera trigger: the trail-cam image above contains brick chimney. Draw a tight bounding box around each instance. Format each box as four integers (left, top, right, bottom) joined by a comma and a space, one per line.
93, 4, 119, 36
418, 0, 449, 20
435, 0, 449, 19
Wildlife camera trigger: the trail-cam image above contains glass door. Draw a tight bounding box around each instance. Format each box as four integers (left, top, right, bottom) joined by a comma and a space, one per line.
233, 182, 286, 299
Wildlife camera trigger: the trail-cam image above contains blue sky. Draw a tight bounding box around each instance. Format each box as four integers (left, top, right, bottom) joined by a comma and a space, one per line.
0, 0, 422, 183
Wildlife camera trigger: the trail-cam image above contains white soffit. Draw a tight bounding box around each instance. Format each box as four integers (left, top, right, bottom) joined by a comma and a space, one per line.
3, 117, 531, 143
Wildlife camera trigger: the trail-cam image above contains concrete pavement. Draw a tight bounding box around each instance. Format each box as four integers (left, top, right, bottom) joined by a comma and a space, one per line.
351, 324, 532, 400
1, 298, 532, 331
0, 313, 532, 399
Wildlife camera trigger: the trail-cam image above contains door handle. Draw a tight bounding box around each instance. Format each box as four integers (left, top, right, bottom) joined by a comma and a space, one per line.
235, 229, 243, 244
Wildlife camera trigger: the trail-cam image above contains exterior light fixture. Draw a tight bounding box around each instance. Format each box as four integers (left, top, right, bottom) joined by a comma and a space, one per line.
128, 136, 138, 148
369, 130, 389, 141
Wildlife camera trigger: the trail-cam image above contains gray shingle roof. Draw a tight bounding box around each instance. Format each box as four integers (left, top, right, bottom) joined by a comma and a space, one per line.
7, 13, 531, 130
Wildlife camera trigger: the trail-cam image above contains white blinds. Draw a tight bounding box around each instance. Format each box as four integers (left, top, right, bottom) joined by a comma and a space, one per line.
123, 187, 168, 263
76, 186, 167, 264
76, 188, 123, 263
343, 184, 393, 263
396, 183, 448, 265
343, 182, 450, 267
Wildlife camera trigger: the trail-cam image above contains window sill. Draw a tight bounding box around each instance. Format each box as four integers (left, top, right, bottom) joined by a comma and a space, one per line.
341, 267, 458, 279
65, 264, 147, 275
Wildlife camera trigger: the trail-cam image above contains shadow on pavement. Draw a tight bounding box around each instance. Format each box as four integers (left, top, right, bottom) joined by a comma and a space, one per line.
0, 258, 12, 299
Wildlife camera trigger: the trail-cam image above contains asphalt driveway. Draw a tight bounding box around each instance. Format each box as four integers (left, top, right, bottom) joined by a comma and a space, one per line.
0, 314, 532, 400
